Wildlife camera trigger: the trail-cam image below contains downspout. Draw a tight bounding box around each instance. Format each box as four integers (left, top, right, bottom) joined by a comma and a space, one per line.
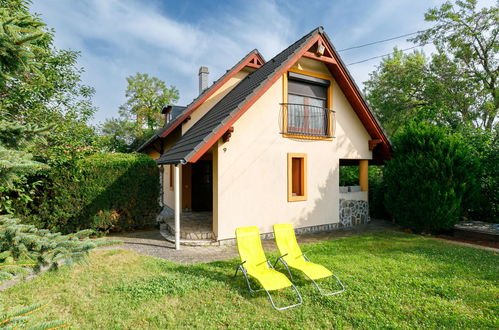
174, 164, 181, 250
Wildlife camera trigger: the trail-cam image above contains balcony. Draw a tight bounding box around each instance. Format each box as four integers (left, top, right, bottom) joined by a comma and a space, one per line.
281, 103, 335, 138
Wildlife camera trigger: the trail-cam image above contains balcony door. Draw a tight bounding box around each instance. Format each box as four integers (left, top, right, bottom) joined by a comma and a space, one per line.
287, 74, 329, 136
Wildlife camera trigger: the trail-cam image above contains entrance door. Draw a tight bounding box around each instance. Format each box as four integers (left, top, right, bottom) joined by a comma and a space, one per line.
191, 160, 213, 211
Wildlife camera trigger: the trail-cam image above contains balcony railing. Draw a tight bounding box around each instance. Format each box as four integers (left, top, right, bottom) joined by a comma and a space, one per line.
281, 103, 335, 137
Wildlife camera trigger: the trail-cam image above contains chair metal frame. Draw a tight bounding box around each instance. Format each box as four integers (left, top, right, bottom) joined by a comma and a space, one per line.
234, 260, 303, 311
274, 252, 345, 296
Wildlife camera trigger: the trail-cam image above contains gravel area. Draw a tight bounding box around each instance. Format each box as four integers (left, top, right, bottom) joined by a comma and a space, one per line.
104, 219, 395, 264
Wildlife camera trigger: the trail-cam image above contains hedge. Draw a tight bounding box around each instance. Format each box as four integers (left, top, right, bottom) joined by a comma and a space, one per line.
26, 152, 159, 233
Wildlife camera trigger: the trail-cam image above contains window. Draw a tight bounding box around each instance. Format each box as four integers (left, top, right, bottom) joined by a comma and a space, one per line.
282, 70, 334, 139
288, 153, 307, 202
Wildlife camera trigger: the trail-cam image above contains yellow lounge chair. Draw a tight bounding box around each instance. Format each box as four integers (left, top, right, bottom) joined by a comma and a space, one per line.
234, 226, 302, 310
273, 223, 345, 296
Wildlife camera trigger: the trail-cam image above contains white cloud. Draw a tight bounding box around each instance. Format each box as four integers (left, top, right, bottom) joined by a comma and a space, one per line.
32, 0, 293, 124
31, 0, 497, 124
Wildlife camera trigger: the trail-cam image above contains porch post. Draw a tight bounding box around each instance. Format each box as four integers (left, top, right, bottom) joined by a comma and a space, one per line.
359, 160, 368, 192
174, 164, 181, 250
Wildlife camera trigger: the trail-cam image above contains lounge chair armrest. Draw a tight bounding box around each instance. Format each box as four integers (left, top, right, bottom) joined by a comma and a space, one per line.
233, 260, 246, 277
273, 253, 288, 268
301, 253, 311, 262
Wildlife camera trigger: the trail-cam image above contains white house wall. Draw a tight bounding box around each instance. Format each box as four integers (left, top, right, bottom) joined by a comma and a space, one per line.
215, 59, 372, 240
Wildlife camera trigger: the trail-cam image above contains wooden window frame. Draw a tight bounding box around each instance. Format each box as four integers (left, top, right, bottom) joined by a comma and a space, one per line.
282, 68, 334, 140
287, 153, 307, 202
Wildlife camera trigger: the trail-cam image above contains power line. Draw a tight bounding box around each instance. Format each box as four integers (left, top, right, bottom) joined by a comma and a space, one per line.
346, 45, 423, 66
338, 30, 427, 52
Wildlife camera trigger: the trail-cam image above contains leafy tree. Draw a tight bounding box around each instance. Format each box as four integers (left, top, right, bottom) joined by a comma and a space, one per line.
365, 0, 497, 134
383, 122, 480, 232
364, 49, 428, 136
119, 72, 179, 131
0, 0, 98, 166
412, 0, 498, 131
99, 73, 179, 152
0, 0, 100, 222
98, 118, 152, 153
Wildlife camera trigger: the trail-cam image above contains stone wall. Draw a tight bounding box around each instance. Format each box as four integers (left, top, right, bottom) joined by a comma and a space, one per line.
156, 205, 174, 223
339, 199, 370, 227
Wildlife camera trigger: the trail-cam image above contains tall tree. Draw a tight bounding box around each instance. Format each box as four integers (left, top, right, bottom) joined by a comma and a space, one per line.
411, 0, 498, 130
0, 0, 98, 165
99, 73, 179, 152
365, 0, 498, 135
364, 49, 429, 136
0, 6, 45, 86
119, 72, 179, 131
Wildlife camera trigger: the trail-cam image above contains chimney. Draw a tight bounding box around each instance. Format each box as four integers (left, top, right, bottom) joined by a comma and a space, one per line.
198, 66, 209, 94
161, 105, 172, 126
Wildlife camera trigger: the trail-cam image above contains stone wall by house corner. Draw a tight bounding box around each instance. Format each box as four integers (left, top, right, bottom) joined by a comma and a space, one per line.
339, 199, 370, 227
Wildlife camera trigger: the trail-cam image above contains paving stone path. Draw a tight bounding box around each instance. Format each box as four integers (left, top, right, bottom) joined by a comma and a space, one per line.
105, 219, 395, 264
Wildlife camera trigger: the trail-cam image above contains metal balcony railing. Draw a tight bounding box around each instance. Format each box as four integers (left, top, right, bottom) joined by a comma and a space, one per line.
281, 103, 335, 137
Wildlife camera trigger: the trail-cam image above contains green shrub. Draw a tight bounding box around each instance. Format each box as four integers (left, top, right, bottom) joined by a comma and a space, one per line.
463, 129, 498, 223
367, 166, 389, 219
383, 122, 480, 232
24, 153, 159, 233
339, 166, 359, 186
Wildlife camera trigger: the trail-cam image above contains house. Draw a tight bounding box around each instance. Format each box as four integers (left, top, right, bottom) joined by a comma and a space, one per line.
138, 27, 391, 248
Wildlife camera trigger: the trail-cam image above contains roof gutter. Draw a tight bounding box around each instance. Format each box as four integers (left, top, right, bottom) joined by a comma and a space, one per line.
155, 158, 187, 165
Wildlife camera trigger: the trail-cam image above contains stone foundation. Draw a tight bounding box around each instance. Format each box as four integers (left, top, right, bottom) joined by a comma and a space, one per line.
159, 200, 371, 246
156, 206, 174, 223
339, 199, 370, 226
218, 222, 345, 246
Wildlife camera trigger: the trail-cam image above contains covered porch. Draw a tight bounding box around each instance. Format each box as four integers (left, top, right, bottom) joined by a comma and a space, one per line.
159, 149, 218, 249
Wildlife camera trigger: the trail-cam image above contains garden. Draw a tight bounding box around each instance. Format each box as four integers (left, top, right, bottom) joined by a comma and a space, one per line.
1, 0, 498, 328
1, 231, 498, 328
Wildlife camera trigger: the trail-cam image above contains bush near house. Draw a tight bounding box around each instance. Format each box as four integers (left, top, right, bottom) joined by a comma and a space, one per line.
24, 153, 159, 233
463, 129, 499, 223
383, 122, 480, 232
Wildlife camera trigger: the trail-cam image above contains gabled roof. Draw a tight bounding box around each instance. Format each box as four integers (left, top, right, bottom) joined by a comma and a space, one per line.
156, 26, 392, 164
157, 27, 321, 164
137, 50, 265, 152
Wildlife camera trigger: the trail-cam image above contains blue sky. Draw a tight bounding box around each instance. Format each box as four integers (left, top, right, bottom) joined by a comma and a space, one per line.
31, 0, 494, 124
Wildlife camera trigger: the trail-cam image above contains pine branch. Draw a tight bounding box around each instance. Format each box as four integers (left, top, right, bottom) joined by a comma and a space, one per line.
0, 215, 121, 282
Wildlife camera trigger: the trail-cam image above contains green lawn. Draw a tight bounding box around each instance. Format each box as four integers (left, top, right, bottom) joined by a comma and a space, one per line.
1, 231, 498, 329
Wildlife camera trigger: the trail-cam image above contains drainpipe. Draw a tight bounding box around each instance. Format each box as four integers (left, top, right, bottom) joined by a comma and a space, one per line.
174, 164, 181, 250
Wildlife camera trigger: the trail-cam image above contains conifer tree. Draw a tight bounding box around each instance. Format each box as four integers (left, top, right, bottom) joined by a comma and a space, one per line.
0, 215, 120, 281
0, 6, 46, 87
0, 302, 69, 329
0, 120, 48, 189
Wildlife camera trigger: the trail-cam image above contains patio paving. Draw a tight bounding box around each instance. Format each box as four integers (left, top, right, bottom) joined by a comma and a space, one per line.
163, 211, 214, 240
105, 219, 395, 264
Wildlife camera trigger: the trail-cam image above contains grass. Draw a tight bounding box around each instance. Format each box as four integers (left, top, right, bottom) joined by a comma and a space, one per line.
1, 230, 498, 329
